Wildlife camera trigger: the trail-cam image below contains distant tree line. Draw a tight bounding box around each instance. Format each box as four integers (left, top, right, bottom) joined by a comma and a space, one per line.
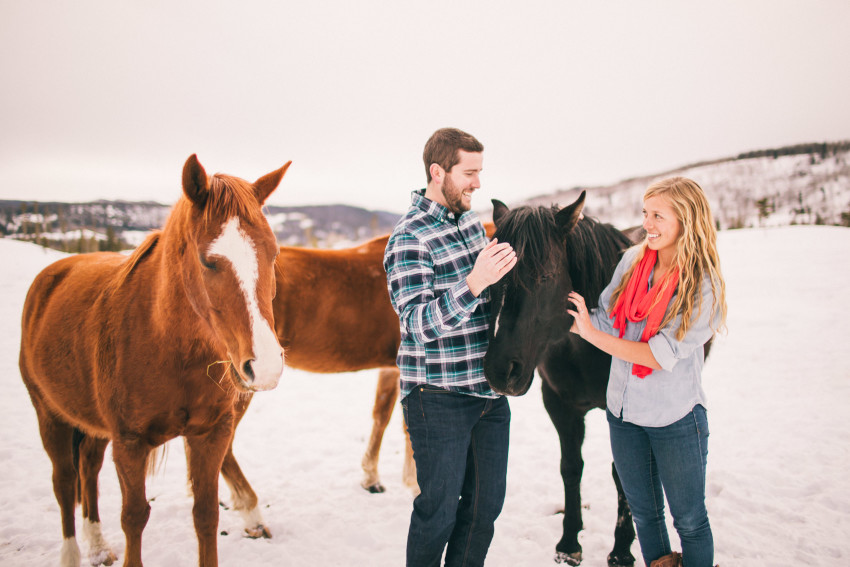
737, 141, 850, 161
1, 201, 133, 253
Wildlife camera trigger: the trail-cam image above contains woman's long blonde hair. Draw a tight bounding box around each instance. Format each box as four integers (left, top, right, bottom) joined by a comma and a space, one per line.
608, 177, 728, 340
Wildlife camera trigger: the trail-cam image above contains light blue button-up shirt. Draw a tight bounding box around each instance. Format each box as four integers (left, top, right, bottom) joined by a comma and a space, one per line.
591, 246, 720, 427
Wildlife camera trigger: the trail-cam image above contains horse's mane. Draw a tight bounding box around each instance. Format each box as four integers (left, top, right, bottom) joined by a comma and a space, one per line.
106, 230, 161, 294
494, 205, 631, 307
565, 218, 632, 307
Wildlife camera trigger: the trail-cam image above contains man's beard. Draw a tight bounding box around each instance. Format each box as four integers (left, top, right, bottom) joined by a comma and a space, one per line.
441, 175, 470, 216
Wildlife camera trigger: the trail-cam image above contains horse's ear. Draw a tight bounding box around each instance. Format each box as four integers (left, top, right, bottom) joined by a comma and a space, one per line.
492, 199, 510, 228
182, 154, 209, 208
254, 161, 292, 205
555, 190, 586, 234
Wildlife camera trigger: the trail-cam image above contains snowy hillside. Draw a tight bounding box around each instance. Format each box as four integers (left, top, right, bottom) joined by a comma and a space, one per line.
520, 144, 850, 230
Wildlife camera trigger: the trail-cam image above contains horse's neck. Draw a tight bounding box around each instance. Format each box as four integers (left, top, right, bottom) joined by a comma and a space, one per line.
148, 230, 219, 350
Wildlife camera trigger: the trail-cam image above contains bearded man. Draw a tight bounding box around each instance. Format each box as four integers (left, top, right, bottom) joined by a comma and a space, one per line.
384, 127, 517, 567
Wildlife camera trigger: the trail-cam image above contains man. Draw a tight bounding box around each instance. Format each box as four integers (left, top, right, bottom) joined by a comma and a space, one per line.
384, 127, 517, 566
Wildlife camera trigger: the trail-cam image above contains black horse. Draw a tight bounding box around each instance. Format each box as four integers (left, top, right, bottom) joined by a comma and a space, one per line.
482, 192, 636, 566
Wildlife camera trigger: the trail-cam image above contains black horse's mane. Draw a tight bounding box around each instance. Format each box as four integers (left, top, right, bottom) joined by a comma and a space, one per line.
494, 205, 632, 307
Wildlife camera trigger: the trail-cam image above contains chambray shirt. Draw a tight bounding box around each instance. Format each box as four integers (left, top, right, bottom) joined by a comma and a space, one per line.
591, 246, 720, 427
384, 189, 497, 399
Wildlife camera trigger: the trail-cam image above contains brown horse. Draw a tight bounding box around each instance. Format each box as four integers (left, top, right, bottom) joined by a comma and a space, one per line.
217, 222, 498, 534
19, 155, 290, 567
272, 236, 412, 494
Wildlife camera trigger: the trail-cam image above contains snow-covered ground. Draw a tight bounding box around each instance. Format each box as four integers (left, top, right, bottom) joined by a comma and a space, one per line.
1, 226, 849, 566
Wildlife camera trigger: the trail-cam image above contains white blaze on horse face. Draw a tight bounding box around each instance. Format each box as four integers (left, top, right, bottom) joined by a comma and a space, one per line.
494, 291, 505, 336
208, 217, 283, 390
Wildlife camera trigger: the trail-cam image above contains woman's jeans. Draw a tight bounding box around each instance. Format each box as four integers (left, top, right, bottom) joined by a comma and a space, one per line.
402, 385, 511, 567
607, 405, 713, 567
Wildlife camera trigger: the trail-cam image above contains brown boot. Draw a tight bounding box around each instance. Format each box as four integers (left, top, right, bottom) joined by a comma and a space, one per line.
650, 552, 682, 567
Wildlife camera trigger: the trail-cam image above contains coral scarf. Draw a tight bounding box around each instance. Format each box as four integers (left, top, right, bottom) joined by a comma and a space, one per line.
610, 248, 679, 378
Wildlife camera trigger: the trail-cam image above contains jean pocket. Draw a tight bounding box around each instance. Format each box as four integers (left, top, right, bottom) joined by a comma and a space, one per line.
419, 385, 451, 395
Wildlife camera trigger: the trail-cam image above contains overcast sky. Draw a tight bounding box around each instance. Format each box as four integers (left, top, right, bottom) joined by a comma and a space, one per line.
2, 1, 849, 213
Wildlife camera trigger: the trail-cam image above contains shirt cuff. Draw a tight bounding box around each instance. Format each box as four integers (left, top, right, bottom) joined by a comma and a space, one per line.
648, 334, 679, 372
452, 279, 480, 313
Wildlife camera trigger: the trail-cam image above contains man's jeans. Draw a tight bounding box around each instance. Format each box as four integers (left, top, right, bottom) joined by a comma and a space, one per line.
607, 405, 713, 567
402, 385, 510, 567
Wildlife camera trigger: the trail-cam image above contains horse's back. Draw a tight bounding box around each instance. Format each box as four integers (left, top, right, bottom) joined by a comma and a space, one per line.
23, 251, 125, 313
274, 240, 399, 373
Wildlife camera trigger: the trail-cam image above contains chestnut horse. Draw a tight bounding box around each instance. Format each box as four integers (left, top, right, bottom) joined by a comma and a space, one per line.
19, 155, 290, 567
216, 223, 498, 530
272, 237, 412, 494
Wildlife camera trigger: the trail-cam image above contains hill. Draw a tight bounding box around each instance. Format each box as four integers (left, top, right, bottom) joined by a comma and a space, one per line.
4, 141, 849, 253
0, 199, 400, 252
516, 141, 850, 230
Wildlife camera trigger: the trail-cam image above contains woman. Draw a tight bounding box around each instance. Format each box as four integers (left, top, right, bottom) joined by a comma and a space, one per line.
567, 177, 726, 567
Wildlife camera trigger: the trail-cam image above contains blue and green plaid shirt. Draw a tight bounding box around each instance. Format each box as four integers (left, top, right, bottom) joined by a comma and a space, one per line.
384, 189, 497, 399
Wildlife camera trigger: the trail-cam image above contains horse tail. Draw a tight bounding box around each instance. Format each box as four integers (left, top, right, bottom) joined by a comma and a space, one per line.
146, 442, 169, 478
72, 428, 85, 505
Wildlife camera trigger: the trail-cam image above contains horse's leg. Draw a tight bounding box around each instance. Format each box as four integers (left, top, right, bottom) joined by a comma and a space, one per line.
218, 394, 271, 538
541, 381, 586, 566
34, 402, 82, 567
608, 462, 636, 567
402, 417, 418, 495
186, 416, 234, 567
360, 367, 398, 493
111, 436, 152, 567
79, 434, 118, 566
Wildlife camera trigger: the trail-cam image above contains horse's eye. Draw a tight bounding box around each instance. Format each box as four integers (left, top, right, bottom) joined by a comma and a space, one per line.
200, 254, 217, 271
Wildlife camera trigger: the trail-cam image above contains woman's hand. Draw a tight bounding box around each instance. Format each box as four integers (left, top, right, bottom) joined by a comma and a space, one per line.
566, 291, 594, 339
567, 291, 662, 370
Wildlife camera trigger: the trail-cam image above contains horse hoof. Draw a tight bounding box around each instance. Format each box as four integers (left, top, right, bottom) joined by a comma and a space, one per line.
363, 482, 386, 494
554, 551, 582, 565
244, 524, 272, 539
607, 552, 636, 567
89, 549, 118, 566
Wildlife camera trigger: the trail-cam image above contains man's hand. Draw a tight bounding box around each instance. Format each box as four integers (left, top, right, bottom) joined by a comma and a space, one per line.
467, 238, 517, 297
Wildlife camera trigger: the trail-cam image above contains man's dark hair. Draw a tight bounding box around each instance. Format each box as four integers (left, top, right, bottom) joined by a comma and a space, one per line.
423, 128, 484, 183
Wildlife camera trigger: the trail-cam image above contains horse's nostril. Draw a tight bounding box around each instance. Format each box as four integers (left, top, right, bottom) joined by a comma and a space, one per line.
506, 360, 522, 380
242, 360, 255, 381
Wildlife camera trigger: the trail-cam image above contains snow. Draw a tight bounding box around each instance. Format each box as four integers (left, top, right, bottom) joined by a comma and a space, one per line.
1, 226, 849, 566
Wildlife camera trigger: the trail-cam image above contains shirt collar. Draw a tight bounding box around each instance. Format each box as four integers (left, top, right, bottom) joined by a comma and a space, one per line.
411, 188, 465, 224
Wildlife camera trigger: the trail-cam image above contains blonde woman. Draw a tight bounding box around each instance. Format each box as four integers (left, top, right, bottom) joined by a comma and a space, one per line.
567, 177, 727, 567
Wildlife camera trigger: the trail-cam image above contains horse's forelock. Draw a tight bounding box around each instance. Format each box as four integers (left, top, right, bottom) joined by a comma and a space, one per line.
204, 174, 265, 227
496, 205, 562, 288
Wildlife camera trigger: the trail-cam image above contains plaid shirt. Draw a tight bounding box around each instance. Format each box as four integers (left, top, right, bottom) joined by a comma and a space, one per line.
384, 189, 497, 399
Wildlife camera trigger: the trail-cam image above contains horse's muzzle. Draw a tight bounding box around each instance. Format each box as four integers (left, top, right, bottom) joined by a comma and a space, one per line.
490, 359, 535, 397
